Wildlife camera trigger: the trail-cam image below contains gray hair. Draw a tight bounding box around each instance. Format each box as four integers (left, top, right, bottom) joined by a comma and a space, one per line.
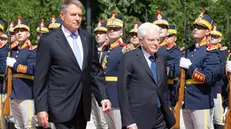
137, 22, 161, 40
60, 0, 83, 13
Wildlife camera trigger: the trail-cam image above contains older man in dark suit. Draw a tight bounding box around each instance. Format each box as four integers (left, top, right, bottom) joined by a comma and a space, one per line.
117, 22, 175, 129
33, 0, 111, 129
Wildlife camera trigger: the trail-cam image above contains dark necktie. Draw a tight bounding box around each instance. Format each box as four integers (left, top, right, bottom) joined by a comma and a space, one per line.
148, 56, 161, 108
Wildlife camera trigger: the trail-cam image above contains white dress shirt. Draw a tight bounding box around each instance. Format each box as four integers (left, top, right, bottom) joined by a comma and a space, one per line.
61, 25, 84, 61
142, 47, 152, 68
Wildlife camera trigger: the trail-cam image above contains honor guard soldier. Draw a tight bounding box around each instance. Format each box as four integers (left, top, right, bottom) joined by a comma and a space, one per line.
92, 19, 109, 129
0, 31, 9, 129
7, 16, 37, 129
128, 21, 141, 48
153, 11, 182, 107
0, 20, 4, 35
121, 21, 141, 53
152, 11, 181, 79
0, 31, 8, 85
36, 18, 49, 42
179, 10, 221, 129
165, 25, 182, 107
94, 20, 108, 57
48, 15, 62, 31
152, 10, 168, 52
209, 24, 227, 129
100, 10, 126, 129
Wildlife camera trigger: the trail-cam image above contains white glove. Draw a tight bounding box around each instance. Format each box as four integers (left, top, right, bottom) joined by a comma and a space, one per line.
6, 57, 16, 67
226, 61, 231, 73
180, 57, 192, 69
223, 106, 228, 121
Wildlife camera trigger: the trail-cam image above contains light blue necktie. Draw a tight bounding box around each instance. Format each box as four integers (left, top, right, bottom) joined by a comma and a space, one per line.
70, 33, 83, 69
149, 56, 161, 108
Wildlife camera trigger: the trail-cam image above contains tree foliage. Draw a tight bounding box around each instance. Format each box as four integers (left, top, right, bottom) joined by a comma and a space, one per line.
0, 0, 230, 47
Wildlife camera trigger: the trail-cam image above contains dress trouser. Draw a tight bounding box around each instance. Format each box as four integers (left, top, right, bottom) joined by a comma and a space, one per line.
91, 94, 108, 129
11, 99, 35, 129
212, 94, 224, 126
152, 108, 168, 129
183, 109, 214, 129
104, 108, 121, 129
54, 97, 87, 129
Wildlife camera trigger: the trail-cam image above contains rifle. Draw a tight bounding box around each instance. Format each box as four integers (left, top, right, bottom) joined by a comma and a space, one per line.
225, 0, 231, 127
2, 20, 13, 116
173, 0, 187, 128
225, 75, 231, 128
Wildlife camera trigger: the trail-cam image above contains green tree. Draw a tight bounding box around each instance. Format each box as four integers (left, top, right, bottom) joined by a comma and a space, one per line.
0, 0, 60, 44
0, 0, 230, 47
149, 0, 231, 47
95, 0, 148, 43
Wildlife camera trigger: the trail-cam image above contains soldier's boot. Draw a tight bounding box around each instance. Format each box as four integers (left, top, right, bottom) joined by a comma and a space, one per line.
214, 124, 224, 129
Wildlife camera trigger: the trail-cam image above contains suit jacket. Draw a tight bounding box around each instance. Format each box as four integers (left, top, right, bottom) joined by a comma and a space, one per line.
33, 27, 107, 123
117, 47, 175, 129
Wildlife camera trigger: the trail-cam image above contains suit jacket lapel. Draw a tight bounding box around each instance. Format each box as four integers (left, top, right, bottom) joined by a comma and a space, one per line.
55, 28, 80, 68
136, 48, 155, 82
79, 29, 88, 70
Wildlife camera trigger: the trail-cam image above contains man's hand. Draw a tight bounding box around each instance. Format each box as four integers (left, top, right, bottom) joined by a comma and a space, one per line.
226, 61, 231, 73
37, 111, 49, 128
179, 57, 192, 69
127, 124, 138, 129
101, 99, 111, 113
6, 57, 16, 67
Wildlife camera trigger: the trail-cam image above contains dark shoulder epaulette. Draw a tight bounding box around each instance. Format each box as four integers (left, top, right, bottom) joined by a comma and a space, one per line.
206, 43, 218, 51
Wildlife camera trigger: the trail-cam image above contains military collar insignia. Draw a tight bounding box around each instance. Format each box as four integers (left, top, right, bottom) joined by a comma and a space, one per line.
19, 40, 31, 50
159, 39, 168, 47
10, 41, 19, 49
167, 43, 176, 50
206, 43, 218, 51
198, 39, 208, 48
110, 39, 126, 49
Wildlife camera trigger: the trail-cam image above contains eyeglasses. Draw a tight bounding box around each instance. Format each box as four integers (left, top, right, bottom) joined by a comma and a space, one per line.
0, 37, 8, 41
192, 24, 208, 30
10, 32, 15, 35
95, 31, 107, 35
167, 34, 175, 38
14, 28, 28, 33
129, 32, 137, 37
107, 27, 121, 32
157, 24, 168, 29
210, 35, 220, 39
